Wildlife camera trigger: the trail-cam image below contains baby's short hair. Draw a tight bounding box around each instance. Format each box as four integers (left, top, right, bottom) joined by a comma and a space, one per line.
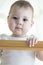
9, 0, 34, 16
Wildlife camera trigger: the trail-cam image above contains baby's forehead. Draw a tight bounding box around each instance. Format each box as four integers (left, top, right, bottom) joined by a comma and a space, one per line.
11, 7, 32, 16
9, 1, 34, 16
10, 5, 33, 14
9, 6, 33, 20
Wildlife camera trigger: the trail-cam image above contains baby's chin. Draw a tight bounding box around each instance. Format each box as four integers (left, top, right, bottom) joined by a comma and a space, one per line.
13, 31, 23, 37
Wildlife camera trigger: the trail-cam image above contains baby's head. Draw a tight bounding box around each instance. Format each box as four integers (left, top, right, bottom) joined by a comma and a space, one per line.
7, 0, 34, 37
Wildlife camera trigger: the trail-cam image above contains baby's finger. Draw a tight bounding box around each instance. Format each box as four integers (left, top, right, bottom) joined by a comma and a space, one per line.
26, 38, 30, 46
29, 38, 33, 47
26, 38, 33, 47
32, 38, 37, 46
29, 35, 34, 47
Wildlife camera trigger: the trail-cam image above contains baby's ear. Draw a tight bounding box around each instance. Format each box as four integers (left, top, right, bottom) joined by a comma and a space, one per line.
7, 16, 9, 20
31, 21, 34, 27
7, 16, 9, 23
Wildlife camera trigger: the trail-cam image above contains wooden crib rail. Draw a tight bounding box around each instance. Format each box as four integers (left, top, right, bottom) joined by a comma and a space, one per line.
0, 40, 43, 50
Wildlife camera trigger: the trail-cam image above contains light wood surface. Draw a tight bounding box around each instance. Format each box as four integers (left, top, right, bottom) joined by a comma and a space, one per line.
0, 40, 43, 50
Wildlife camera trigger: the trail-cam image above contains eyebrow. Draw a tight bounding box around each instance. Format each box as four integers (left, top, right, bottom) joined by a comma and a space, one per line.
23, 16, 29, 18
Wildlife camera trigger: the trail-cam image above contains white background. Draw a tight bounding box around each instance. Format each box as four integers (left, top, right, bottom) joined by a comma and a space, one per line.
0, 0, 43, 65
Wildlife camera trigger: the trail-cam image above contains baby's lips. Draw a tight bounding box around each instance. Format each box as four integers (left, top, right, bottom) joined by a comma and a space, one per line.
15, 27, 22, 29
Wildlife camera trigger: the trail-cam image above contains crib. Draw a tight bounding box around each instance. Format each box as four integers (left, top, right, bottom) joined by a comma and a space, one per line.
0, 40, 43, 50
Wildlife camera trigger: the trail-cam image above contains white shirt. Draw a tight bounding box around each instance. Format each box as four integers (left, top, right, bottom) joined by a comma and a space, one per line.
0, 34, 35, 65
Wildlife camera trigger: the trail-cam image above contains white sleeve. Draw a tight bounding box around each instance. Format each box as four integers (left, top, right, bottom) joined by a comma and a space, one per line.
0, 34, 4, 59
0, 34, 2, 39
0, 34, 8, 40
0, 34, 5, 39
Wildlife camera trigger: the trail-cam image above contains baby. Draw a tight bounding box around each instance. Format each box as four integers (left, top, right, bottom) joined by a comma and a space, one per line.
0, 0, 43, 65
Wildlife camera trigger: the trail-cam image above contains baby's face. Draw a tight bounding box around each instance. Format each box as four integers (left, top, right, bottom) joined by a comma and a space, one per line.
8, 6, 33, 37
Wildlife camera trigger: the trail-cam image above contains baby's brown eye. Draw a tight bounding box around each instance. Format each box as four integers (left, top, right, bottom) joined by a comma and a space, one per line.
12, 17, 18, 20
23, 19, 28, 21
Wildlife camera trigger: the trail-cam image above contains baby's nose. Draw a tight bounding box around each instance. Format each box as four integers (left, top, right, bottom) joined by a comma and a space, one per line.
16, 19, 23, 25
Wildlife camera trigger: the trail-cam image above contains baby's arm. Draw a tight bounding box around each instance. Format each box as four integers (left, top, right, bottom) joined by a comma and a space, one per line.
36, 51, 43, 61
26, 35, 43, 61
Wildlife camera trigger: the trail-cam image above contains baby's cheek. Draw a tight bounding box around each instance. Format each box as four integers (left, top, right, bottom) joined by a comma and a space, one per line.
9, 22, 15, 31
23, 27, 28, 34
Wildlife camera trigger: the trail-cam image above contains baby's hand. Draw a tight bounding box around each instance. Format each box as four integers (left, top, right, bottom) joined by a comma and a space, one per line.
26, 35, 37, 47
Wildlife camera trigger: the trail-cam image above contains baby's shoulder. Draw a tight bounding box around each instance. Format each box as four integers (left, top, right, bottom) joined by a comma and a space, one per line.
0, 34, 9, 40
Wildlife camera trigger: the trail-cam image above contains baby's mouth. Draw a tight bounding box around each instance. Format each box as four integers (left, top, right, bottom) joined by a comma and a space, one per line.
15, 27, 22, 30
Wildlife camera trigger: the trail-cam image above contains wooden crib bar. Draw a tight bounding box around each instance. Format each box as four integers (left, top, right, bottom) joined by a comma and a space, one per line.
0, 40, 43, 50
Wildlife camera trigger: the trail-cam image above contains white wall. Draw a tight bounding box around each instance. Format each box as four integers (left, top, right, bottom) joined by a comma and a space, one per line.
0, 0, 43, 65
